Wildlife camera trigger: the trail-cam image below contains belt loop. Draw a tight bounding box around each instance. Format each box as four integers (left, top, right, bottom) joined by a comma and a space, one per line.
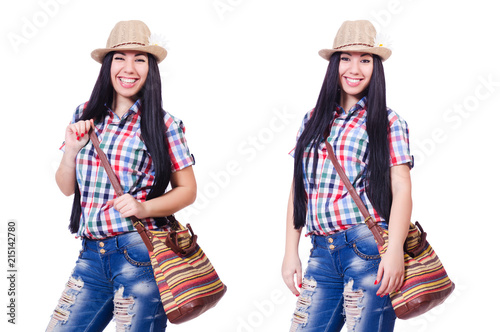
115, 233, 123, 249
82, 237, 90, 250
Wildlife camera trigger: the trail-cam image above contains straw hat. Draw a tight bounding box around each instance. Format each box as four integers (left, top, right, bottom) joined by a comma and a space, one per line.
91, 20, 167, 64
319, 20, 391, 61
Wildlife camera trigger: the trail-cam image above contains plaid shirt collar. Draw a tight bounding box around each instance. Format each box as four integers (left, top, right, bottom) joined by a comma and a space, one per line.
104, 98, 142, 121
335, 96, 367, 116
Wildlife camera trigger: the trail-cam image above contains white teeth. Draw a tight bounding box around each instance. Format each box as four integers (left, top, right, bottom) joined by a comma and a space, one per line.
120, 78, 137, 83
346, 78, 360, 83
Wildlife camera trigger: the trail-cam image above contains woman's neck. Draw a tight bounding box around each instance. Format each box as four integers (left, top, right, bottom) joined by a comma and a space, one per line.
340, 92, 362, 112
112, 94, 136, 118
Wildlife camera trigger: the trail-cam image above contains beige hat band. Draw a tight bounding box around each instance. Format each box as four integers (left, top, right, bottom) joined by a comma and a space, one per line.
334, 43, 373, 50
111, 41, 147, 48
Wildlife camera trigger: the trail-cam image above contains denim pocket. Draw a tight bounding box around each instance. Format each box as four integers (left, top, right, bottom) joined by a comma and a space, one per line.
123, 242, 152, 267
351, 234, 381, 260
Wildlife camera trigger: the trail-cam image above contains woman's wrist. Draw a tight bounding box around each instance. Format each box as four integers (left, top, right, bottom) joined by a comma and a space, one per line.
59, 157, 76, 169
386, 244, 404, 256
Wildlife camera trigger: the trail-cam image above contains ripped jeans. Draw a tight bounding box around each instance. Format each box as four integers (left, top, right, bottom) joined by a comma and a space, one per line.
290, 223, 396, 332
46, 232, 167, 332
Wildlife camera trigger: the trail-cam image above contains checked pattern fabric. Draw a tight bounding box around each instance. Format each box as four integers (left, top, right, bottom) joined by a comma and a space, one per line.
61, 99, 195, 239
290, 97, 414, 236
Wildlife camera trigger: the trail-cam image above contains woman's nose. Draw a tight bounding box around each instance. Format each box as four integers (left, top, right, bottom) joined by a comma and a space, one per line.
123, 58, 135, 73
349, 61, 360, 74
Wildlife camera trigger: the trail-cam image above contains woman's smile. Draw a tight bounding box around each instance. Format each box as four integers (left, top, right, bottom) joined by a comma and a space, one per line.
118, 76, 140, 88
343, 76, 363, 87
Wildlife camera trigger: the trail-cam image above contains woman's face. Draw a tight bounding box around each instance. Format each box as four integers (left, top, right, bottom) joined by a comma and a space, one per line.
338, 52, 373, 102
110, 50, 149, 101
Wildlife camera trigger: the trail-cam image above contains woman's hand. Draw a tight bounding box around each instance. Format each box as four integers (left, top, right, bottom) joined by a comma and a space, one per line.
106, 194, 148, 220
375, 246, 405, 296
282, 182, 303, 296
64, 119, 94, 154
56, 119, 95, 196
282, 253, 302, 296
106, 166, 197, 220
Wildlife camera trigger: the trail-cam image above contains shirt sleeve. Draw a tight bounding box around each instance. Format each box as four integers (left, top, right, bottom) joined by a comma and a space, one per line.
289, 109, 314, 158
164, 112, 195, 172
59, 102, 87, 152
387, 109, 414, 168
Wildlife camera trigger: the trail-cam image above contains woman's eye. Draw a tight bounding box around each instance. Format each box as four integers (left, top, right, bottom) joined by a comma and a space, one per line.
114, 56, 124, 61
340, 57, 350, 61
135, 58, 146, 63
361, 59, 371, 63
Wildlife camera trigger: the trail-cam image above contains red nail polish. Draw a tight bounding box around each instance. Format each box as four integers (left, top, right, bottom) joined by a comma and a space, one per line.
299, 284, 302, 288
374, 280, 378, 285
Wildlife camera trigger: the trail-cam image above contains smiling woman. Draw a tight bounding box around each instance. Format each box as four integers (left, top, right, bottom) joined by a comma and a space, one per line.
282, 20, 413, 332
47, 20, 196, 332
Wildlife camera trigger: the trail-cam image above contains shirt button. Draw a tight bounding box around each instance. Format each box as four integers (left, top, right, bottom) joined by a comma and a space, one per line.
328, 238, 334, 243
329, 244, 335, 250
99, 242, 105, 248
100, 249, 106, 254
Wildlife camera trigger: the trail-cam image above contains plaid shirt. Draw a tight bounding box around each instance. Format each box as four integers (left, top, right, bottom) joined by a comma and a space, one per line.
61, 100, 195, 239
291, 97, 413, 236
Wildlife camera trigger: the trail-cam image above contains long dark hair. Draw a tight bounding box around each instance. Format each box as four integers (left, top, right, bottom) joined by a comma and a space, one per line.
69, 52, 172, 233
292, 53, 391, 229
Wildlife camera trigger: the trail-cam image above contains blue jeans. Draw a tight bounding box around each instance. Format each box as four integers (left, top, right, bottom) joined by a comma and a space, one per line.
46, 232, 167, 331
290, 223, 396, 332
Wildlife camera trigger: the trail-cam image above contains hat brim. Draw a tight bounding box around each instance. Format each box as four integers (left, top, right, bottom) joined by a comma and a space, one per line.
319, 46, 391, 62
91, 44, 167, 64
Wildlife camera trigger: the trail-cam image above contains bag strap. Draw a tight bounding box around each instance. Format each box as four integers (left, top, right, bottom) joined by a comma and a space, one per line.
89, 128, 155, 251
322, 132, 386, 246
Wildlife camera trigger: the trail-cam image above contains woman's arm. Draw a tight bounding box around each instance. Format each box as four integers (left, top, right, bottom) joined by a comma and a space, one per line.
375, 163, 412, 296
282, 181, 303, 296
109, 165, 197, 219
55, 120, 94, 196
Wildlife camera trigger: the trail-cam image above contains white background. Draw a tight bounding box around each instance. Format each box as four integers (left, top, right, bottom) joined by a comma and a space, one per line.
1, 0, 499, 331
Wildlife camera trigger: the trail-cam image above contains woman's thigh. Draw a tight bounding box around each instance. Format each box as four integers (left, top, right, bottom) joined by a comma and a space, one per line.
111, 234, 167, 332
47, 233, 167, 332
290, 243, 345, 332
290, 224, 396, 332
46, 247, 115, 332
341, 226, 396, 332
